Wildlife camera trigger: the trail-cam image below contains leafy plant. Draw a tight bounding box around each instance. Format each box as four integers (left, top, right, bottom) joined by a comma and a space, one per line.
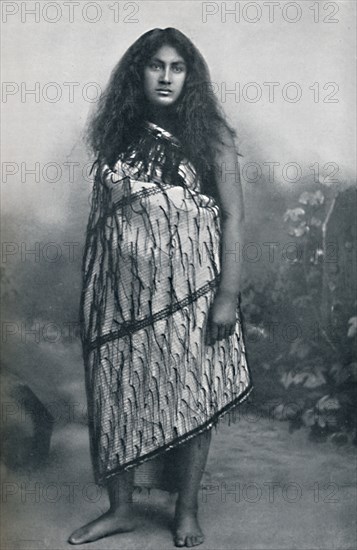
242, 185, 356, 445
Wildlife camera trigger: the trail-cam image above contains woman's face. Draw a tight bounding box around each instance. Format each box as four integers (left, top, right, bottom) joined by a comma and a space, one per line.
143, 45, 187, 108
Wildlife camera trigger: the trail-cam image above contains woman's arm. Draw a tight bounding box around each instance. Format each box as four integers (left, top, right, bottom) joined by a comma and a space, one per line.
215, 128, 244, 298
205, 127, 244, 345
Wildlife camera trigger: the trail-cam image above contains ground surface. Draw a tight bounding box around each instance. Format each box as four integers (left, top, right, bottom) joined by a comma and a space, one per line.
1, 408, 356, 550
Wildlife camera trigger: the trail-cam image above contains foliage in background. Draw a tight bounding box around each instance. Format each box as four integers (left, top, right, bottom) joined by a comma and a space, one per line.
242, 185, 356, 445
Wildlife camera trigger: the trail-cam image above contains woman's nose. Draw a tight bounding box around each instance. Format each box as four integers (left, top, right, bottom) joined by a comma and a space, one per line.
159, 66, 171, 83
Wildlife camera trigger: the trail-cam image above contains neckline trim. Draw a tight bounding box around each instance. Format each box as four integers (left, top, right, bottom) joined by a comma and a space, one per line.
144, 121, 181, 147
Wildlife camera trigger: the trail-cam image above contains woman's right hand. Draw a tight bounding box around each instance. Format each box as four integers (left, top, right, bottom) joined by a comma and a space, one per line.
99, 160, 129, 188
205, 290, 237, 345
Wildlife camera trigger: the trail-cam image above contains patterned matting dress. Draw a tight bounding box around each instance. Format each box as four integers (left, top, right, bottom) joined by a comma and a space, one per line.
80, 121, 253, 488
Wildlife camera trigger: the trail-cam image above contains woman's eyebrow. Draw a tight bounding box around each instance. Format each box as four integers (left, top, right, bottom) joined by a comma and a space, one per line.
149, 56, 186, 66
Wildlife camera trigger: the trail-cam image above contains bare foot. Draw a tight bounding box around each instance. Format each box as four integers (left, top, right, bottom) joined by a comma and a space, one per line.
68, 507, 136, 545
173, 508, 204, 548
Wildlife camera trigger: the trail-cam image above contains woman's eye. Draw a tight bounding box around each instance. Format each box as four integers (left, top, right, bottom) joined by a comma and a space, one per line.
173, 66, 185, 73
149, 62, 161, 70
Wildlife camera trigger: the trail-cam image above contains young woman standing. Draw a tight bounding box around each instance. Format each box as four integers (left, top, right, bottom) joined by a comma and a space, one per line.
69, 27, 253, 548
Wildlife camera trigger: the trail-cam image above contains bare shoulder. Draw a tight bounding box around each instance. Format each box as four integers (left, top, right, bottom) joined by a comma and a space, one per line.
213, 124, 239, 175
212, 124, 243, 219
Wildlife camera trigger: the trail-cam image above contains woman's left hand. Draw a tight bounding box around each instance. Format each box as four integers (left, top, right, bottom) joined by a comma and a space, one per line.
205, 290, 237, 345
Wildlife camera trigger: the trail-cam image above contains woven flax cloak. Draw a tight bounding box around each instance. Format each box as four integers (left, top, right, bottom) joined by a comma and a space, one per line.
80, 122, 253, 487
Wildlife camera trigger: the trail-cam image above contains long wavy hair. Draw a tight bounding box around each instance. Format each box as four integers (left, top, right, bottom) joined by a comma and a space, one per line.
86, 27, 237, 198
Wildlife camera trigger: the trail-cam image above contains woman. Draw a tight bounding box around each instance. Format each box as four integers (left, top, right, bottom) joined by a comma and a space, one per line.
69, 28, 253, 548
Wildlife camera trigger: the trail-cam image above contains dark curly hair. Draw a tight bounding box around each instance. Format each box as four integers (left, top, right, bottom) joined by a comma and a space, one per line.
86, 27, 237, 198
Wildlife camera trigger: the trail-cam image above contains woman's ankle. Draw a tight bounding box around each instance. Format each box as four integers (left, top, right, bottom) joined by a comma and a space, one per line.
175, 498, 199, 516
109, 501, 134, 516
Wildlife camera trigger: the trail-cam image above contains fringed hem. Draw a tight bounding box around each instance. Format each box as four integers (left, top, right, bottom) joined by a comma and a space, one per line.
95, 381, 254, 486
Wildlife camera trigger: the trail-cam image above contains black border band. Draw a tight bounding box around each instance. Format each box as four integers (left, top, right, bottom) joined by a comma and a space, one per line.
86, 276, 219, 352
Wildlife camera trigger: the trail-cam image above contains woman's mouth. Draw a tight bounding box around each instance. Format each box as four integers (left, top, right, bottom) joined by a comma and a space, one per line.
156, 89, 172, 96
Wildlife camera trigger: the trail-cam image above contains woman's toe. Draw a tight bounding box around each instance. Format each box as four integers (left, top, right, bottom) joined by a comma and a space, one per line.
68, 530, 84, 544
68, 535, 81, 545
